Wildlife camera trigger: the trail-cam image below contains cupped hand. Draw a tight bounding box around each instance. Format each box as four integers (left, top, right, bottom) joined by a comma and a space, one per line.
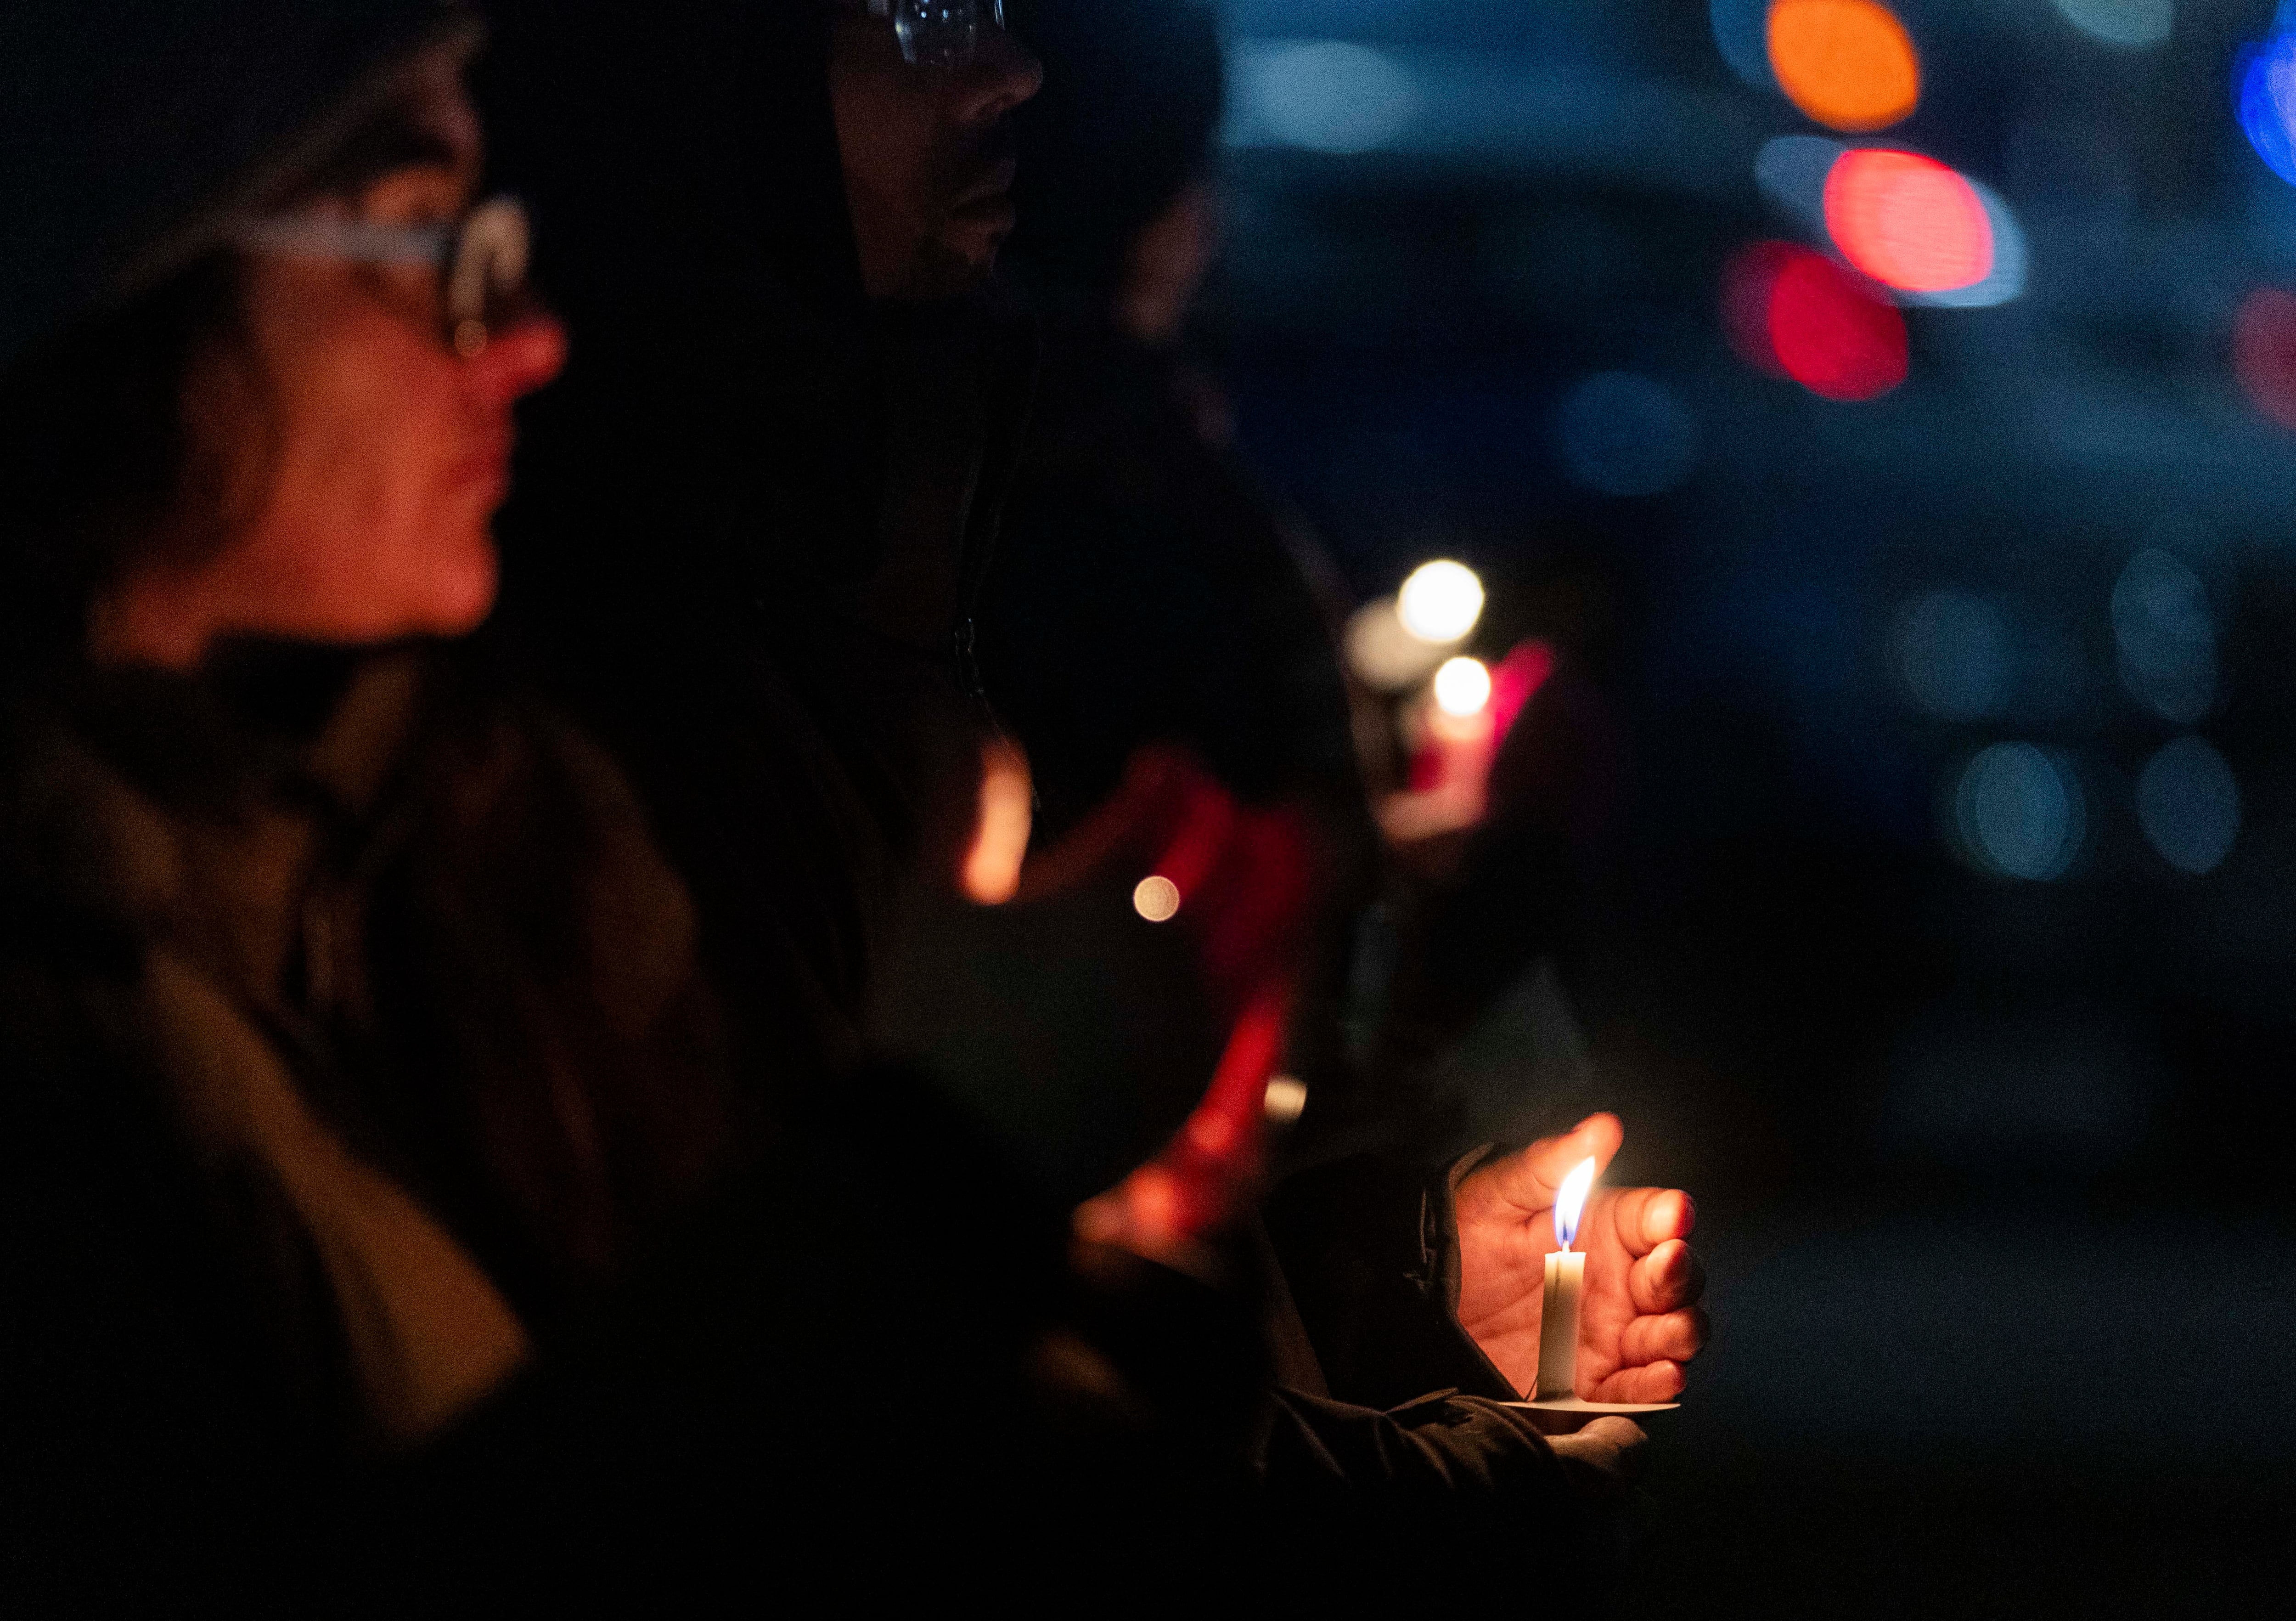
1452, 1113, 1707, 1401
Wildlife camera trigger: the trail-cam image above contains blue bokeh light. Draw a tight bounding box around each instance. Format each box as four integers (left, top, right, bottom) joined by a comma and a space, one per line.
1711, 0, 1777, 93
1230, 40, 1421, 156
2237, 30, 2296, 186
1954, 743, 2085, 881
1894, 590, 2011, 722
1553, 371, 1701, 497
2136, 736, 2241, 875
2111, 549, 2216, 724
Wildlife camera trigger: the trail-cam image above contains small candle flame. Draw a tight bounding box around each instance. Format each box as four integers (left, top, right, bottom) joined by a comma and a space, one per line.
1553, 1156, 1597, 1252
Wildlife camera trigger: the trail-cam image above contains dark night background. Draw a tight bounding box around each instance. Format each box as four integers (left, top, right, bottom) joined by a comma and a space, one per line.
1187, 0, 2296, 1610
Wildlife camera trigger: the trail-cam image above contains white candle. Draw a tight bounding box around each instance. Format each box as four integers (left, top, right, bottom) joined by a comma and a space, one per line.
1533, 1157, 1598, 1401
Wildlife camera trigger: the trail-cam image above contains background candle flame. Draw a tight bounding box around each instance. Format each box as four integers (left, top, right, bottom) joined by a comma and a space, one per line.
1553, 1156, 1597, 1251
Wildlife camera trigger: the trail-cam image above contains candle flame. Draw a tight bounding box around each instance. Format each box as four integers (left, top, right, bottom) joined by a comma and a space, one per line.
1553, 1156, 1597, 1252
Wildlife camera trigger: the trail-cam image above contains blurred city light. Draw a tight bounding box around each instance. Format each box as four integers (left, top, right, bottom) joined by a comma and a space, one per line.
1723, 240, 1908, 400
2136, 736, 2240, 875
1229, 39, 1420, 155
1262, 1074, 1309, 1124
1893, 589, 2011, 721
1954, 743, 2086, 881
2236, 28, 2296, 186
1760, 136, 2026, 309
1553, 371, 1701, 497
1767, 0, 1921, 133
2050, 0, 2172, 49
1823, 150, 1992, 294
1345, 596, 1450, 690
1397, 559, 1486, 644
1132, 875, 1182, 923
2111, 549, 2217, 723
1433, 655, 1494, 717
1711, 0, 1777, 92
2234, 286, 2296, 429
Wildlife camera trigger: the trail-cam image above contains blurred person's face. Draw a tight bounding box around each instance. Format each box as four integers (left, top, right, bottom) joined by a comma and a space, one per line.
1118, 181, 1220, 346
91, 65, 566, 672
828, 1, 1044, 300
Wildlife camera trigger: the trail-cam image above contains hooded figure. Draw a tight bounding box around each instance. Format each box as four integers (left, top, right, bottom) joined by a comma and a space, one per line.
0, 5, 1277, 1609
476, 2, 1691, 1605
479, 0, 1039, 1111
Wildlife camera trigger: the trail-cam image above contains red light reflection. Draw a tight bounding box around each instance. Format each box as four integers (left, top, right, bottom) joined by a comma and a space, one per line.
2235, 286, 2296, 431
1822, 149, 1992, 294
1724, 240, 1908, 402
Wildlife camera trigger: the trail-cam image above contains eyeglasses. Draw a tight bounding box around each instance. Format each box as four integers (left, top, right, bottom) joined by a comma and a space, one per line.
235, 196, 533, 358
866, 0, 1008, 70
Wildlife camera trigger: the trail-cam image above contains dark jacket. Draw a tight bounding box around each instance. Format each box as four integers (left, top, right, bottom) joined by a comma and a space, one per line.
0, 645, 746, 1610
482, 0, 1038, 1114
974, 313, 1613, 1565
478, 2, 1609, 1587
0, 645, 1296, 1611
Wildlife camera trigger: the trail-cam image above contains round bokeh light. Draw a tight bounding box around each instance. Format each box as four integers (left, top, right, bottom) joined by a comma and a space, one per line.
2237, 31, 2296, 187
1397, 560, 1486, 644
1723, 240, 1909, 401
2235, 286, 2296, 431
1823, 150, 1994, 294
2051, 0, 2172, 49
1132, 875, 1182, 923
1432, 656, 1494, 717
1553, 371, 1702, 497
1954, 743, 2085, 881
1767, 0, 1921, 133
2136, 737, 2240, 875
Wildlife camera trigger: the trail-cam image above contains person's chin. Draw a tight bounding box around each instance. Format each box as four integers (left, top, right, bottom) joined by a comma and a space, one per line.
410, 521, 500, 638
940, 198, 1015, 271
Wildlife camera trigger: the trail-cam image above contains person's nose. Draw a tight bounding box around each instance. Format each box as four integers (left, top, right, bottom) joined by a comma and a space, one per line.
467, 306, 568, 408
952, 24, 1042, 124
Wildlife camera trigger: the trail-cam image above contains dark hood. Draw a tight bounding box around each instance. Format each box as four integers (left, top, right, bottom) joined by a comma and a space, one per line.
1, 0, 473, 379
481, 0, 887, 616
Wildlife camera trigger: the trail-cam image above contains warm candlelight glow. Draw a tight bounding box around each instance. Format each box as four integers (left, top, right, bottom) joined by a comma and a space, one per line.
1554, 1156, 1597, 1251
1432, 655, 1492, 717
1397, 559, 1485, 644
1132, 874, 1182, 921
961, 738, 1032, 904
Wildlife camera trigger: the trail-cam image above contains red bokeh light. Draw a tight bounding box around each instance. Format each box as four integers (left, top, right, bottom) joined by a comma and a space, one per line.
1822, 149, 1992, 294
1723, 240, 1908, 402
2235, 287, 2296, 431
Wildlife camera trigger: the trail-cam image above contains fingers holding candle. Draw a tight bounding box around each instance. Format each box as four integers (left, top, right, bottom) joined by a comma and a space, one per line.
1587, 1358, 1689, 1406
1629, 1237, 1705, 1317
1462, 1112, 1623, 1220
1574, 1191, 1709, 1399
1617, 1305, 1708, 1369
1602, 1185, 1697, 1258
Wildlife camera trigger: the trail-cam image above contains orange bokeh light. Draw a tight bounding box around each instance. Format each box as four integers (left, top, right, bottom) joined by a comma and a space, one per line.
1823, 149, 1992, 293
1724, 241, 1908, 402
1768, 0, 1921, 133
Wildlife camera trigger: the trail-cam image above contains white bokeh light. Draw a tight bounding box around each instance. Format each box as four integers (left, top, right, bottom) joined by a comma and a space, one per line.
1397, 560, 1485, 644
1432, 656, 1493, 717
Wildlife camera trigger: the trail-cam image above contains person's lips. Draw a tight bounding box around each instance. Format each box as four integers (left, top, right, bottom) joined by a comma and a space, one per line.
952, 155, 1019, 215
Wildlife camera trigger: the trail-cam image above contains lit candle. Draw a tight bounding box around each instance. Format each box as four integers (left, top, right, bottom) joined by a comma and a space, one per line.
1533, 1157, 1598, 1401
